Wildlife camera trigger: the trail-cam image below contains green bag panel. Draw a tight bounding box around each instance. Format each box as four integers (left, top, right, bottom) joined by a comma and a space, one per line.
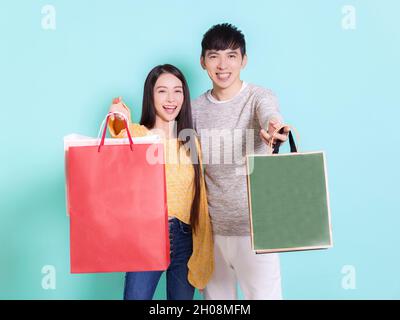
247, 151, 332, 253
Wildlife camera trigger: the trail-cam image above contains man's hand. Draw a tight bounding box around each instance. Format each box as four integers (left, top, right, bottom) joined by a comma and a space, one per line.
259, 118, 290, 147
109, 97, 129, 121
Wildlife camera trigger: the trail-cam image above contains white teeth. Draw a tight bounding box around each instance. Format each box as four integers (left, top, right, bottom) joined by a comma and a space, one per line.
217, 73, 231, 80
163, 105, 177, 114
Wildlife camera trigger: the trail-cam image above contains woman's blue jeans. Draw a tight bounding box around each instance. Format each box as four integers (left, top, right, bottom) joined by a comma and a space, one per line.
123, 217, 194, 300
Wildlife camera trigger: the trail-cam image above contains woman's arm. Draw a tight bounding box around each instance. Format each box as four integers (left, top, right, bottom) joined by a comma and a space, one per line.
107, 97, 149, 138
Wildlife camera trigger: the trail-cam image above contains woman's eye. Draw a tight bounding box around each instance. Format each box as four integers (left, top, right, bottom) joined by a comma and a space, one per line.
175, 90, 183, 94
158, 90, 166, 93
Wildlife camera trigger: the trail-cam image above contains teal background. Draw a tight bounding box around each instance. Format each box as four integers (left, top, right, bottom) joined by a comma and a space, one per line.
1, 0, 399, 299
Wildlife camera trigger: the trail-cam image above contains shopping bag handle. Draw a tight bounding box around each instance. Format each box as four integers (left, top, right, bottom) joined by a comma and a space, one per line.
270, 124, 298, 154
98, 112, 134, 152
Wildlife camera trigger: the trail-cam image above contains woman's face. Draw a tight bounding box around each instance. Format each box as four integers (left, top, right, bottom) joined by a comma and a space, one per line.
153, 73, 184, 122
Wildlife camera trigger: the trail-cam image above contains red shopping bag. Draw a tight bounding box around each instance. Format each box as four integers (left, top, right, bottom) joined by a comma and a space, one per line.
65, 113, 169, 273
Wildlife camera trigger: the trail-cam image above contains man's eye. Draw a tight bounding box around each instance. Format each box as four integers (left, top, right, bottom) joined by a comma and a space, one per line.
229, 55, 236, 58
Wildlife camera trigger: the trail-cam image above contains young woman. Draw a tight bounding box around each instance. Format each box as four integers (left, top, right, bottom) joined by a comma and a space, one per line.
108, 64, 213, 300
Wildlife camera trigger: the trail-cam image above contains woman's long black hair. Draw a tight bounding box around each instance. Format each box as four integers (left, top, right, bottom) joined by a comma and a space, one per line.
140, 64, 201, 233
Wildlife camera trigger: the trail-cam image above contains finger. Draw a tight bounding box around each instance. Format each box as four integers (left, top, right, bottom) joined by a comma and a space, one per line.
260, 129, 271, 142
274, 133, 288, 142
111, 102, 122, 109
269, 118, 278, 125
267, 122, 277, 132
269, 118, 283, 129
113, 113, 124, 121
260, 132, 276, 147
112, 97, 122, 104
261, 136, 270, 146
259, 132, 269, 145
110, 105, 125, 116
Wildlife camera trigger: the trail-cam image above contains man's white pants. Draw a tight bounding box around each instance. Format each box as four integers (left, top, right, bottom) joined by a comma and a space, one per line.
204, 235, 282, 300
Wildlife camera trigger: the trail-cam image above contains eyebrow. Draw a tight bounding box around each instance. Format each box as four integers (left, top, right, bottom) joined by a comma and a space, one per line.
207, 50, 239, 56
155, 85, 183, 89
206, 51, 221, 56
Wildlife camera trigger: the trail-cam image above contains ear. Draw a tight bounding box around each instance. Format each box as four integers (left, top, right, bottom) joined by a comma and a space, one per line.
241, 54, 248, 69
200, 56, 206, 70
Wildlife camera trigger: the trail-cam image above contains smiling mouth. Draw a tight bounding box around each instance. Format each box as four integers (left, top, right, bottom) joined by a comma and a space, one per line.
216, 72, 231, 81
163, 105, 177, 114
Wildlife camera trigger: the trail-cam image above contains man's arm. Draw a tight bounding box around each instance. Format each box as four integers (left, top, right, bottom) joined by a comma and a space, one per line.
255, 89, 289, 147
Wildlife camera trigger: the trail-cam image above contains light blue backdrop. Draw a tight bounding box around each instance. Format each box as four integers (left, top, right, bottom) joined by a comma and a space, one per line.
0, 0, 399, 299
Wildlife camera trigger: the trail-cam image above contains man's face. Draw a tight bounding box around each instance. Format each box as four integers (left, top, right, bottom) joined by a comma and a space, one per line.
201, 48, 247, 90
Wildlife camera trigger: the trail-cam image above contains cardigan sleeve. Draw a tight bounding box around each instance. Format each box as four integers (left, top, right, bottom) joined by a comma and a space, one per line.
187, 138, 214, 289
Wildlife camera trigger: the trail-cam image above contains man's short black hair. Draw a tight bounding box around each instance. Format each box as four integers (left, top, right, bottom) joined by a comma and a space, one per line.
201, 23, 246, 58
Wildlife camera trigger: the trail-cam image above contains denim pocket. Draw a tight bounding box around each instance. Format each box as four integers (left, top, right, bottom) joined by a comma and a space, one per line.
179, 221, 192, 234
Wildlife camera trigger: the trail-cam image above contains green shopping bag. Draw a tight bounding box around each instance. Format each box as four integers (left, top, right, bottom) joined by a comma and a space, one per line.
246, 127, 333, 253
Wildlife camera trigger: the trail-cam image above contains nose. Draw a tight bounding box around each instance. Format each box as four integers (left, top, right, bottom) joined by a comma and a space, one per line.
217, 56, 227, 70
167, 91, 175, 102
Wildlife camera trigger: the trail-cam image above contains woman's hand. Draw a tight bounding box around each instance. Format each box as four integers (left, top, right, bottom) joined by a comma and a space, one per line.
109, 97, 129, 121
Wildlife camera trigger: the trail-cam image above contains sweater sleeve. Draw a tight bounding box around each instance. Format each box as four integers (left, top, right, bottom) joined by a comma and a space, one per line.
255, 88, 284, 130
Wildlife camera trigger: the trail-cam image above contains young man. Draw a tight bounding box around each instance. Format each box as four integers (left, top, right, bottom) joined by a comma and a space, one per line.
192, 23, 289, 300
